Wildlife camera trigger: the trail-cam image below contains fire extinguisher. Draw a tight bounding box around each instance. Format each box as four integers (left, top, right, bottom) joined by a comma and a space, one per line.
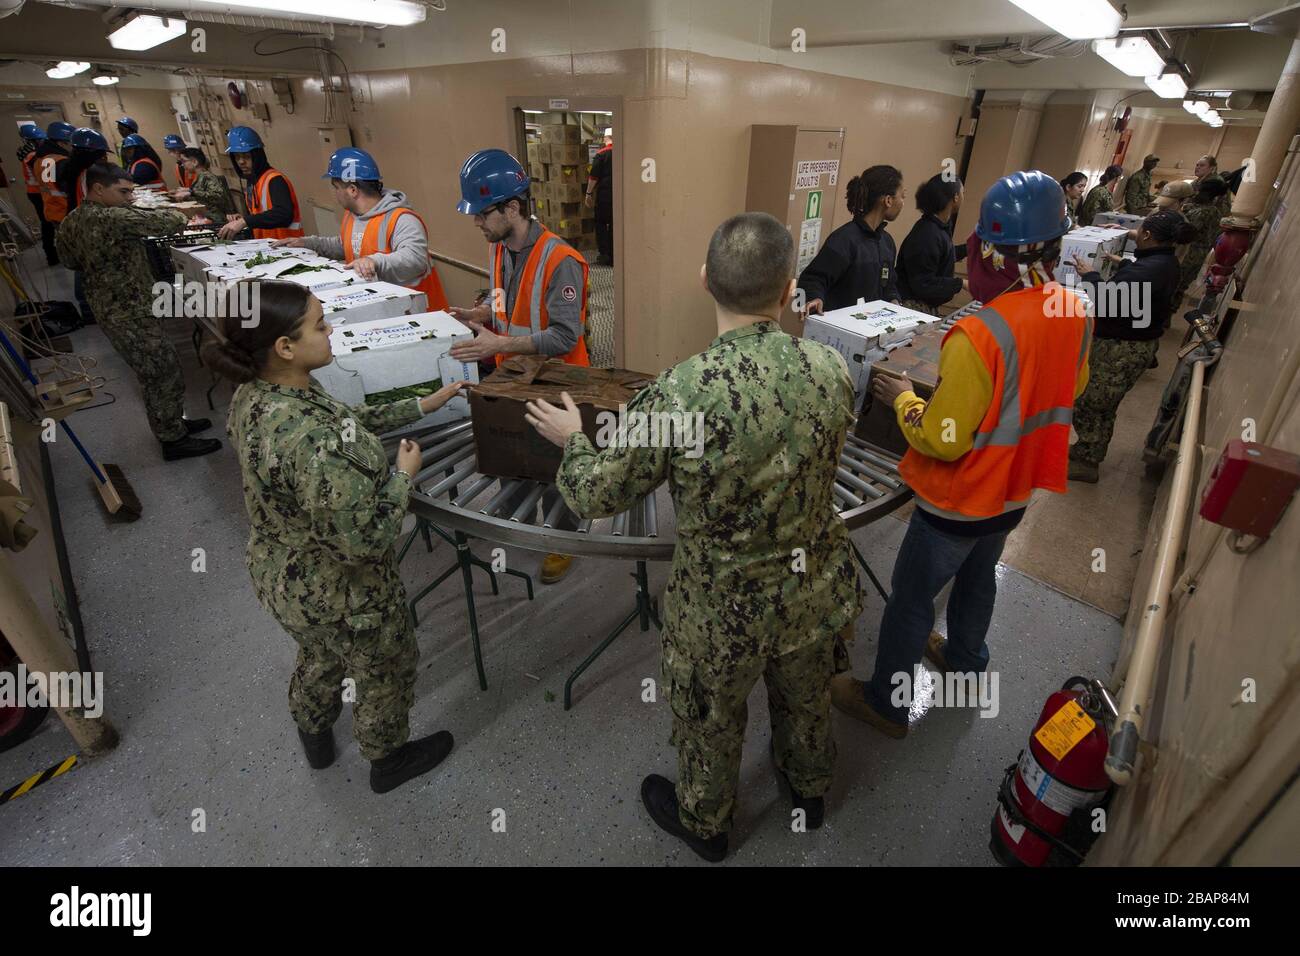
990, 676, 1119, 866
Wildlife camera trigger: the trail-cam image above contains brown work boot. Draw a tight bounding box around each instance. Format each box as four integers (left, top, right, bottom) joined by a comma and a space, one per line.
830, 673, 907, 739
923, 631, 951, 673
1068, 458, 1099, 483
540, 553, 574, 584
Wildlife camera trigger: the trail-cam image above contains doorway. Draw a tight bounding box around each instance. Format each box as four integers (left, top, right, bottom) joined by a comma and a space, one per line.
2, 103, 67, 233
508, 99, 621, 368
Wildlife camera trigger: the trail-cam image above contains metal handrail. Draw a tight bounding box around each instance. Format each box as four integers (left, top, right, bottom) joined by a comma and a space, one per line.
429, 250, 489, 279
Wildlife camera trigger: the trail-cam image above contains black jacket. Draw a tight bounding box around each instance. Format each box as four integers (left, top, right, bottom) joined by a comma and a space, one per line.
1080, 245, 1180, 341
897, 213, 966, 307
239, 149, 296, 230
797, 217, 898, 311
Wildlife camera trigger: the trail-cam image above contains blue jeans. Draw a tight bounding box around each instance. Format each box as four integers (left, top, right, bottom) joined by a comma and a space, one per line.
865, 510, 1009, 724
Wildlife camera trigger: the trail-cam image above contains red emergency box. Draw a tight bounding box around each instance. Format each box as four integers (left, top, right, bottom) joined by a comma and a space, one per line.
1199, 440, 1300, 539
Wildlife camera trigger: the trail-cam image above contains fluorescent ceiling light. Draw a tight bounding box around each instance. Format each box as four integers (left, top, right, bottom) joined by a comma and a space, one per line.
186, 0, 426, 27
1202, 110, 1220, 124
108, 14, 187, 51
1189, 100, 1210, 115
1145, 71, 1188, 99
1093, 37, 1165, 77
1007, 0, 1122, 40
1182, 100, 1198, 113
93, 75, 121, 86
45, 61, 90, 79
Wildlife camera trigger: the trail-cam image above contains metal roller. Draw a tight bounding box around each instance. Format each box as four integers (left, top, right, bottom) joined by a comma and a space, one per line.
833, 483, 863, 509
837, 466, 885, 499
842, 440, 903, 477
840, 451, 901, 489
576, 518, 594, 534
382, 418, 471, 448
413, 444, 475, 485
612, 511, 628, 536
509, 484, 547, 522
481, 480, 526, 517
451, 475, 496, 509
424, 461, 478, 499
542, 493, 569, 529
645, 491, 659, 537
418, 432, 474, 466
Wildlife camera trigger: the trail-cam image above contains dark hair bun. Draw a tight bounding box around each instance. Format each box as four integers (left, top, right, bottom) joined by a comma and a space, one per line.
201, 340, 257, 384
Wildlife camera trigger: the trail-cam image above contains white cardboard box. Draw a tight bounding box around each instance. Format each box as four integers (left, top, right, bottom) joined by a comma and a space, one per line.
1055, 227, 1129, 286
311, 311, 478, 425
171, 241, 304, 282
314, 282, 428, 326
204, 257, 356, 293
803, 300, 939, 408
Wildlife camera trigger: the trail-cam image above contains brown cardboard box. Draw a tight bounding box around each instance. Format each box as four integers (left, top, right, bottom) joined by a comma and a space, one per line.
536, 143, 553, 165
551, 144, 584, 166
470, 356, 654, 482
533, 198, 548, 218
541, 124, 581, 145
526, 142, 540, 163
551, 180, 583, 202
853, 325, 945, 456
552, 217, 583, 239
553, 201, 583, 219
581, 217, 595, 235
528, 162, 545, 181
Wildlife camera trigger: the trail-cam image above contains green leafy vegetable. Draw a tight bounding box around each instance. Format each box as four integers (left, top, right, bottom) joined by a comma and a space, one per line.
364, 378, 442, 406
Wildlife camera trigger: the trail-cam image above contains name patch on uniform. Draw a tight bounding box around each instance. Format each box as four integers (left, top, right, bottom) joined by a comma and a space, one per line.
561, 284, 578, 302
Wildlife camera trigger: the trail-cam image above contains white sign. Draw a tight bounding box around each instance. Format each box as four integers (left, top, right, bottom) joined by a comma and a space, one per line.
549, 98, 570, 110
795, 159, 840, 190
797, 218, 822, 273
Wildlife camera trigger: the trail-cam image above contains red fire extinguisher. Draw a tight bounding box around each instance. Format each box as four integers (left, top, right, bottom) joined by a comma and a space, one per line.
991, 677, 1118, 866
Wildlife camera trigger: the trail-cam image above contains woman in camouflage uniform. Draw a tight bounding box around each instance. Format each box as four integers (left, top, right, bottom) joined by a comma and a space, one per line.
175, 148, 234, 225
1174, 176, 1229, 306
1078, 165, 1124, 226
204, 280, 466, 794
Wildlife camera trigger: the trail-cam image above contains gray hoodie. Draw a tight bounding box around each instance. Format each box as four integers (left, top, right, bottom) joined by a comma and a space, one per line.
302, 188, 430, 287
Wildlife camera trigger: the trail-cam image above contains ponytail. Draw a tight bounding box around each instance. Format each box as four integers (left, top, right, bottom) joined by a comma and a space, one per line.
846, 165, 903, 219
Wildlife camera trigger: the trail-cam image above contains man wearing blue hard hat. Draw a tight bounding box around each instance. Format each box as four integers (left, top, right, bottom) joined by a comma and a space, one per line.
34, 122, 75, 266
832, 170, 1092, 739
218, 126, 303, 240
273, 146, 447, 309
162, 134, 195, 189
63, 127, 110, 213
449, 147, 591, 585
18, 123, 57, 266
122, 134, 165, 187
114, 116, 137, 164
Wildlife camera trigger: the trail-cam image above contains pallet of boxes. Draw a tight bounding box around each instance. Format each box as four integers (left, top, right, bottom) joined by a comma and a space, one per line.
528, 121, 597, 256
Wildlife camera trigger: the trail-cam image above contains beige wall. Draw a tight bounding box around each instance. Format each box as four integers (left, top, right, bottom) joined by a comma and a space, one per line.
959, 100, 1043, 241
1090, 142, 1300, 866
176, 49, 966, 373
1153, 120, 1262, 180
1027, 102, 1088, 181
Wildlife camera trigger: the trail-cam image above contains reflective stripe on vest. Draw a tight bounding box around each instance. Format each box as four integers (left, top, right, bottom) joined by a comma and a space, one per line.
897, 287, 1088, 519
490, 228, 589, 366
247, 169, 304, 239
340, 206, 448, 311
36, 156, 68, 222
131, 157, 164, 186
21, 153, 40, 193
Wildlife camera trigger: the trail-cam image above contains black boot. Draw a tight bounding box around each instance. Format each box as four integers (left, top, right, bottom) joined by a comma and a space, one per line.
369, 731, 454, 794
640, 774, 728, 862
770, 740, 825, 830
183, 417, 213, 434
298, 728, 335, 769
161, 435, 222, 461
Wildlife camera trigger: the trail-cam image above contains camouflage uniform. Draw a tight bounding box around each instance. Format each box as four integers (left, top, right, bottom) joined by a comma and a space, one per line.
1070, 337, 1159, 466
226, 377, 424, 760
1078, 183, 1114, 227
55, 202, 190, 442
1123, 169, 1153, 215
1175, 198, 1224, 304
189, 170, 234, 225
556, 320, 862, 838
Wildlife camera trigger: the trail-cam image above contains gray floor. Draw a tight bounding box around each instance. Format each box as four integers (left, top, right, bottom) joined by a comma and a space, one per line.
1, 253, 1122, 865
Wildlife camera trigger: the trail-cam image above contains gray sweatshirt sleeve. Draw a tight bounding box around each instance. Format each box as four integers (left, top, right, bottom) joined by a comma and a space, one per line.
532, 256, 584, 356
369, 212, 430, 287
302, 235, 346, 260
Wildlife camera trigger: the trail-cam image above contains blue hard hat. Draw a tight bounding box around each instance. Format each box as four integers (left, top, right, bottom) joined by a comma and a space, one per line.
224, 126, 264, 154
324, 147, 381, 182
976, 170, 1072, 246
122, 133, 148, 149
46, 121, 75, 142
71, 127, 109, 151
163, 134, 185, 149
19, 123, 46, 141
116, 116, 138, 133
457, 148, 529, 215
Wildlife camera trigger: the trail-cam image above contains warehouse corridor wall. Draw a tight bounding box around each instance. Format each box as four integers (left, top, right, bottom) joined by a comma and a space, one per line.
1151, 121, 1262, 181
200, 49, 966, 373
1089, 144, 1300, 866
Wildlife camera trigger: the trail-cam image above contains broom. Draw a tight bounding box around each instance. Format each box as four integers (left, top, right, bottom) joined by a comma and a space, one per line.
0, 325, 141, 520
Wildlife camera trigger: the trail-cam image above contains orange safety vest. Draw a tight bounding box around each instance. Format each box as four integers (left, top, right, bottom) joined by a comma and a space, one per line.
178, 163, 197, 189
36, 155, 68, 223
490, 228, 589, 367
245, 168, 303, 240
340, 207, 449, 312
21, 152, 40, 194
131, 157, 164, 187
899, 285, 1091, 521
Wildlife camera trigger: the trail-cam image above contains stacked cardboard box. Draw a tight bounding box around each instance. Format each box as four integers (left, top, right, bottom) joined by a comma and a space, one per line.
803, 301, 940, 409
311, 311, 478, 425
1054, 226, 1129, 286
314, 281, 429, 326
853, 324, 947, 456
470, 356, 653, 482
